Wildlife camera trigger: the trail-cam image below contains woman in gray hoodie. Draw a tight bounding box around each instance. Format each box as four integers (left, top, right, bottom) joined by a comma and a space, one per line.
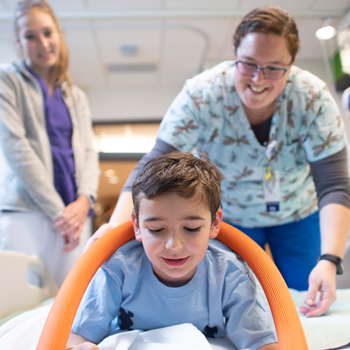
0, 0, 99, 287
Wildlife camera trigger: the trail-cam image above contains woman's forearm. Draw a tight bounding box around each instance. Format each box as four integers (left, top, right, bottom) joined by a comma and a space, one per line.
319, 203, 350, 258
108, 191, 134, 226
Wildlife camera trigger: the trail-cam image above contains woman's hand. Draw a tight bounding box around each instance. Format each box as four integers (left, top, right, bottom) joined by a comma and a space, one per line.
299, 259, 337, 317
55, 195, 91, 252
82, 222, 120, 253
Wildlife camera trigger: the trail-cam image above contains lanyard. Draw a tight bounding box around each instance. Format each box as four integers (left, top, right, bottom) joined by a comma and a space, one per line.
264, 140, 280, 212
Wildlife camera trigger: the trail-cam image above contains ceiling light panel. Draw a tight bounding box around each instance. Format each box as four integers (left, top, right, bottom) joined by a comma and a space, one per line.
107, 71, 158, 86
102, 47, 159, 65
312, 0, 350, 10
279, 0, 315, 10
86, 0, 162, 10
164, 27, 205, 47
161, 70, 198, 85
162, 49, 202, 72
95, 23, 162, 48
240, 0, 290, 10
165, 0, 240, 8
64, 24, 106, 86
166, 18, 232, 59
107, 63, 157, 73
50, 0, 86, 12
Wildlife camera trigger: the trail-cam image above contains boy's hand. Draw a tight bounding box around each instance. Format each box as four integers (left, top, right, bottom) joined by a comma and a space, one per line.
239, 343, 279, 350
66, 331, 99, 350
66, 342, 100, 350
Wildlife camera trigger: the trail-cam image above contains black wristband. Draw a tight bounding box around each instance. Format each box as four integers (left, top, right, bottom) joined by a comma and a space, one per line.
318, 254, 344, 275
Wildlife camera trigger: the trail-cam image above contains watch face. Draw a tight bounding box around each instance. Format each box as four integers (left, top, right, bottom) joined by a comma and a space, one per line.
339, 261, 345, 275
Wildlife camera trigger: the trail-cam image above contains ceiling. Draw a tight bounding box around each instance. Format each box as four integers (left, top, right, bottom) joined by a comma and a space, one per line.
0, 0, 350, 90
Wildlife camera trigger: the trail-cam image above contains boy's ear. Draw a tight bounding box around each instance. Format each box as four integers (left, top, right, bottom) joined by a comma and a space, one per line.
131, 211, 142, 241
210, 208, 223, 239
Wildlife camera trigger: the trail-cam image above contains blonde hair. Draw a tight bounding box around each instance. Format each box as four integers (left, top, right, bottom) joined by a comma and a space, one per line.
14, 0, 71, 86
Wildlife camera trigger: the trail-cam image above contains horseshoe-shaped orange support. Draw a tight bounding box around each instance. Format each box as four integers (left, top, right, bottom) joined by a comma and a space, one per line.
36, 221, 308, 350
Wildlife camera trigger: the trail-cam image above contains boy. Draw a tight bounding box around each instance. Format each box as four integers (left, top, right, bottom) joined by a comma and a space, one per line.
66, 152, 279, 350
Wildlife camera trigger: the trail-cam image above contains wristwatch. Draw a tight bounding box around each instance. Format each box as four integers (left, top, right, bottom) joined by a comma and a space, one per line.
86, 195, 95, 209
318, 254, 344, 275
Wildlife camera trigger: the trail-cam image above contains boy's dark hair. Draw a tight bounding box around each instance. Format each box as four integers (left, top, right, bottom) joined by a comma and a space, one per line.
132, 152, 223, 222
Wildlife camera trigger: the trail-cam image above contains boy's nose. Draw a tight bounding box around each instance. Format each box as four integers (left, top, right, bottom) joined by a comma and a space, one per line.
165, 233, 183, 250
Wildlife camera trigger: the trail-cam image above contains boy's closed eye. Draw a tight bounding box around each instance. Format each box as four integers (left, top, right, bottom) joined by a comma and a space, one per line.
184, 226, 201, 233
147, 226, 201, 234
147, 228, 164, 233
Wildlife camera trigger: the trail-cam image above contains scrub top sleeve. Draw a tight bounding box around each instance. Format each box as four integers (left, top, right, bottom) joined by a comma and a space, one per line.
223, 268, 277, 350
310, 147, 350, 210
0, 72, 65, 220
157, 82, 201, 152
71, 266, 123, 344
303, 86, 347, 162
122, 138, 177, 192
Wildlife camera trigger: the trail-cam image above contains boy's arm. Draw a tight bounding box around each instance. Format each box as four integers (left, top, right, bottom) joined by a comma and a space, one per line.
241, 343, 279, 350
258, 342, 279, 350
65, 331, 99, 350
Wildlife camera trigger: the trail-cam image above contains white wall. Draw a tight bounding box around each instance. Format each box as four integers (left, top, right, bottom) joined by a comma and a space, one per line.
88, 84, 183, 122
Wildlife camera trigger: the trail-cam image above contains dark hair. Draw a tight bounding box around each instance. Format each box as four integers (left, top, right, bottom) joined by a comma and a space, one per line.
233, 6, 300, 62
14, 0, 71, 86
132, 152, 223, 222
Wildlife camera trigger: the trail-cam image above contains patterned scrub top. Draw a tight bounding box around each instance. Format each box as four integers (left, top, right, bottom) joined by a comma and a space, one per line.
157, 61, 348, 228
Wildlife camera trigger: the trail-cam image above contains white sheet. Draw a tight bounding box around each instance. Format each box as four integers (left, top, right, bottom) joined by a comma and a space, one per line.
1, 289, 350, 350
0, 305, 236, 350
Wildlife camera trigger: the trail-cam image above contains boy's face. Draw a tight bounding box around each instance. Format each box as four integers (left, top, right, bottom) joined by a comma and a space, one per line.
132, 192, 222, 287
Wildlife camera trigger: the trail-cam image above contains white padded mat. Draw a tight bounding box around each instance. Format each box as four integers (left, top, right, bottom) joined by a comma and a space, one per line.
290, 289, 350, 350
1, 289, 350, 350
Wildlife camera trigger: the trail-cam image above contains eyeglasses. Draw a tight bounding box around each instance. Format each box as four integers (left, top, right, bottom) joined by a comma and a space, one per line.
235, 60, 288, 80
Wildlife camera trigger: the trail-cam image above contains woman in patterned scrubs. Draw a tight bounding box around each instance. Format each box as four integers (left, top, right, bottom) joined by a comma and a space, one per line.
87, 6, 350, 317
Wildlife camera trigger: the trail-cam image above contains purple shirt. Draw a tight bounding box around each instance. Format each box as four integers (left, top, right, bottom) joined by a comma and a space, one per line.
26, 66, 77, 206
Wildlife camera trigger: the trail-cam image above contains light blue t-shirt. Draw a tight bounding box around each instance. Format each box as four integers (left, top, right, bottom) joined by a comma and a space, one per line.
72, 239, 277, 350
157, 62, 347, 227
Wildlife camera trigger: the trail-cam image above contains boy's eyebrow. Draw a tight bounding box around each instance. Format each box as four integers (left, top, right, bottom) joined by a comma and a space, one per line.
143, 215, 206, 222
143, 216, 163, 222
183, 215, 206, 220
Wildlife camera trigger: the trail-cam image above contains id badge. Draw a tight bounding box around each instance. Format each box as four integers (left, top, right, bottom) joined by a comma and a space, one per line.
264, 166, 280, 212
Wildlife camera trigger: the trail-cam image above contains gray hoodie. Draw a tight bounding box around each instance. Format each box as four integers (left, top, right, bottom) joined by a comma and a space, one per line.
0, 59, 100, 221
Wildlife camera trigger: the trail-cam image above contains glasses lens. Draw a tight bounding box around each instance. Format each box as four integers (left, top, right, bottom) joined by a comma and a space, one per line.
264, 67, 285, 79
236, 61, 257, 76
